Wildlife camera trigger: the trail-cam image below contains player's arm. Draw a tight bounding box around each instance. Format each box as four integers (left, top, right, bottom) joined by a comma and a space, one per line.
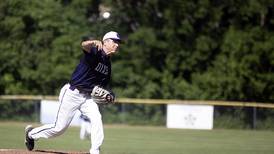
81, 40, 103, 53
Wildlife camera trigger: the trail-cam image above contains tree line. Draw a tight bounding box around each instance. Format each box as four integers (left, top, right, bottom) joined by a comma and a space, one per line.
0, 0, 274, 128
1, 0, 273, 102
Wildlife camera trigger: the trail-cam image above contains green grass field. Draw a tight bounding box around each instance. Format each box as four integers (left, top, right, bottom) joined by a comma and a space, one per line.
0, 122, 274, 154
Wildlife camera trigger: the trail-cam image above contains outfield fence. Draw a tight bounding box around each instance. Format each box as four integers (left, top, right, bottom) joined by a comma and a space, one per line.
0, 95, 274, 129
0, 95, 274, 108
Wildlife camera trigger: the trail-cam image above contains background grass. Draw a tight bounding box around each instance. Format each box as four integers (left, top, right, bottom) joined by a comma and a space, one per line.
0, 122, 274, 154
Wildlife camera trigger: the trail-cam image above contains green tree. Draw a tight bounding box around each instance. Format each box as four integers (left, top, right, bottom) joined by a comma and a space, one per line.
0, 0, 100, 94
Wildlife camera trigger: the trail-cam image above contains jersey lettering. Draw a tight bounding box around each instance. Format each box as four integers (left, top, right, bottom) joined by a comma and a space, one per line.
95, 63, 109, 75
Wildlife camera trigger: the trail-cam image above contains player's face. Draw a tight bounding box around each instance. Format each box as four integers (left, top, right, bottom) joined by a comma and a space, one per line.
104, 39, 120, 55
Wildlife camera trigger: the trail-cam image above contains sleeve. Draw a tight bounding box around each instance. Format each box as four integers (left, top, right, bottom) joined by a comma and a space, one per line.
83, 46, 97, 55
82, 47, 98, 66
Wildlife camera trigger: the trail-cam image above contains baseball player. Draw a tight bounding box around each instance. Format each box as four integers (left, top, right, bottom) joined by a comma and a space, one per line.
25, 31, 122, 154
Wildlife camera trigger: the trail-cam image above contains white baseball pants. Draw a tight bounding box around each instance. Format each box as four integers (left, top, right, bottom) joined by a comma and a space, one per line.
28, 84, 104, 154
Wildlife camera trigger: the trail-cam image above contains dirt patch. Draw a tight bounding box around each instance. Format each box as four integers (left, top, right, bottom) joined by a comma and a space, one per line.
0, 149, 88, 154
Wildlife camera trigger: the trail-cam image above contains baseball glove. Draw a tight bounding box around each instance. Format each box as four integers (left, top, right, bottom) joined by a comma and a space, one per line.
91, 86, 115, 104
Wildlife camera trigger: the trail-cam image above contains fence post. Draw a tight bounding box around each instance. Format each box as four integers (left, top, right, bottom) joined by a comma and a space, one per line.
253, 107, 257, 129
35, 100, 40, 123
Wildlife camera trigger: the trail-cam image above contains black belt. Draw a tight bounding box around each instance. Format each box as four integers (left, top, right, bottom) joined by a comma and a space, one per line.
69, 85, 90, 95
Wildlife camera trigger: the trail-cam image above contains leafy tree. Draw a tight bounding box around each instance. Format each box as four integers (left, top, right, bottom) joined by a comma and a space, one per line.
0, 0, 274, 127
0, 0, 100, 94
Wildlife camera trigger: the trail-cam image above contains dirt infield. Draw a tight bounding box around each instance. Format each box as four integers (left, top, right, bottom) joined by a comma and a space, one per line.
0, 149, 88, 154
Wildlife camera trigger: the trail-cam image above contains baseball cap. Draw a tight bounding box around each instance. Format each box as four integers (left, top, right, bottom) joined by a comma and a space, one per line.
102, 31, 121, 42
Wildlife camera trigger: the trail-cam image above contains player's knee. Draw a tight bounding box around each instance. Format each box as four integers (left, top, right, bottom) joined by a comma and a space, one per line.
52, 126, 67, 135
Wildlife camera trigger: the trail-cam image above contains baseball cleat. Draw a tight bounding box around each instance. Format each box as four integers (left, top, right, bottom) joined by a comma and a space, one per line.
25, 125, 34, 151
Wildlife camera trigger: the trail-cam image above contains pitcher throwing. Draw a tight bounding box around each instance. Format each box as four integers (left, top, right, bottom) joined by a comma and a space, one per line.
25, 31, 122, 154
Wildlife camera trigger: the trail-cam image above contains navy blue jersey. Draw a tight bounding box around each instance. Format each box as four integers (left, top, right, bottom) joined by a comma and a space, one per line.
69, 47, 111, 93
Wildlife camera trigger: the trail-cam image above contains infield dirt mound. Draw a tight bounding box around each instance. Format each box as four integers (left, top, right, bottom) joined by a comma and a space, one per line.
0, 149, 88, 154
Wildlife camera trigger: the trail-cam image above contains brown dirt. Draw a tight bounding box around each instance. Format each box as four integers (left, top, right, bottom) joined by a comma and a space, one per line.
0, 149, 89, 154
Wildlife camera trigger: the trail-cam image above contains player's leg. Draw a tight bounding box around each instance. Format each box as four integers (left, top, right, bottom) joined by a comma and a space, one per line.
80, 99, 104, 154
25, 84, 77, 151
28, 84, 85, 139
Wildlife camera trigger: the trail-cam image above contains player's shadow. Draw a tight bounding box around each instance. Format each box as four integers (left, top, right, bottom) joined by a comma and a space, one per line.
35, 150, 89, 154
